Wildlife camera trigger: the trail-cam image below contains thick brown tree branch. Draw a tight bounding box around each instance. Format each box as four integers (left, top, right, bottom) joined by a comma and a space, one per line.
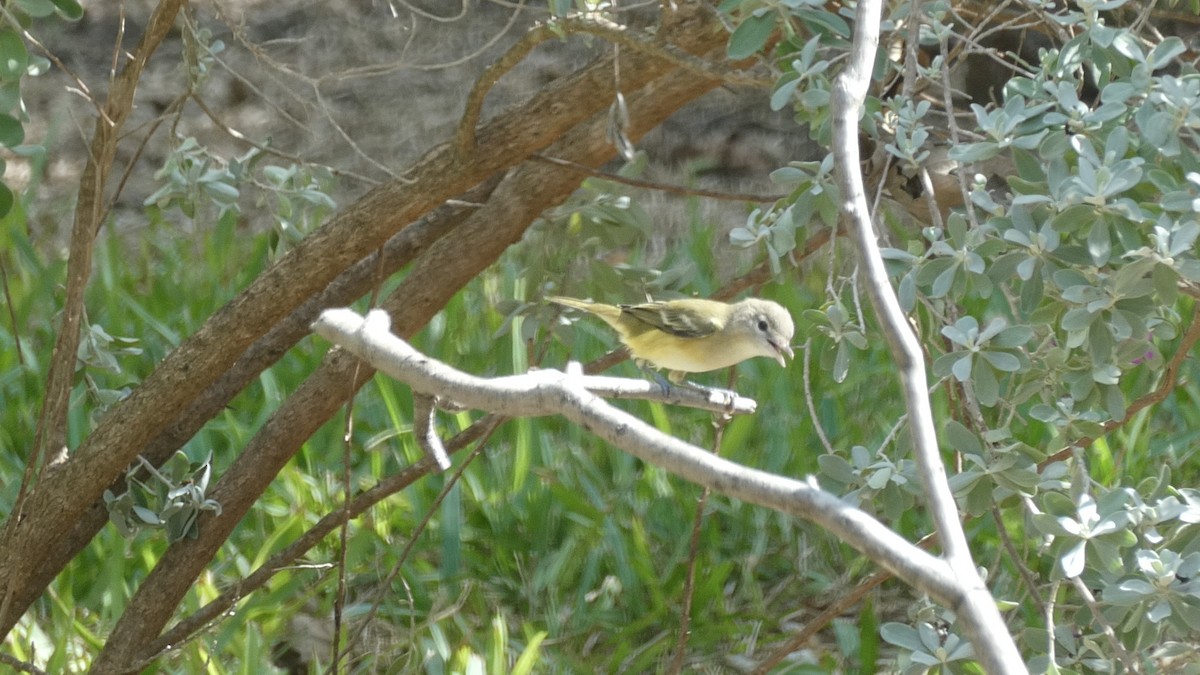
0, 177, 502, 640
88, 44, 732, 674
0, 2, 727, 645
2, 0, 185, 633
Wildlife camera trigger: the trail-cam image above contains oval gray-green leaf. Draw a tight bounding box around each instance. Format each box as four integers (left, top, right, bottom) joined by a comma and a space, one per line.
981, 350, 1021, 372
727, 11, 776, 60
973, 361, 1000, 407
944, 419, 983, 456
0, 31, 26, 81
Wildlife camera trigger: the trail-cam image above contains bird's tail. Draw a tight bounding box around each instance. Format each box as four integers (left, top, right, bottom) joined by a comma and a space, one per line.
546, 296, 623, 325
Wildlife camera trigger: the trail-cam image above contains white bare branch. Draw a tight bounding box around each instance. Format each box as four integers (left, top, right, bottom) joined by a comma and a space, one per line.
313, 307, 1002, 620
830, 0, 1026, 670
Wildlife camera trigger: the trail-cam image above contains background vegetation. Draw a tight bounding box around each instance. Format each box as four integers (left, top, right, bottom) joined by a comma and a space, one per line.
1, 0, 1199, 673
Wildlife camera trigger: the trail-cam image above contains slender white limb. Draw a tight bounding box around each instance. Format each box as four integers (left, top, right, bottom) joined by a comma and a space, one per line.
830, 0, 1026, 670
314, 308, 987, 613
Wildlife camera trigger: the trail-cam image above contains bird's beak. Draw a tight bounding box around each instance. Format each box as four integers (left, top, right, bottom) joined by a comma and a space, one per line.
771, 340, 794, 367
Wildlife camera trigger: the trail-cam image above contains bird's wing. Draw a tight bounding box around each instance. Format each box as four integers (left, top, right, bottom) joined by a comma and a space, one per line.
619, 302, 723, 338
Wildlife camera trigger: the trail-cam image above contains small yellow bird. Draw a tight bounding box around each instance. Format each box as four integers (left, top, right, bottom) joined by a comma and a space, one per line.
548, 295, 795, 383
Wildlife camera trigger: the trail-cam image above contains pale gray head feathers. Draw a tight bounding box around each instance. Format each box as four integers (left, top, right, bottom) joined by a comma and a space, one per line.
727, 298, 796, 366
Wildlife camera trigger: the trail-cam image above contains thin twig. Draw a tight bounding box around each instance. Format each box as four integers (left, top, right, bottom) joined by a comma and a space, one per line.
1070, 576, 1138, 672
938, 27, 981, 232
991, 505, 1045, 618
314, 85, 397, 179
752, 570, 890, 674
714, 227, 835, 301
191, 94, 379, 186
412, 393, 453, 470
1041, 307, 1200, 467
333, 421, 502, 669
0, 7, 112, 125
802, 339, 836, 455
669, 373, 735, 674
531, 153, 784, 203
457, 14, 768, 152
0, 652, 47, 675
393, 0, 469, 22
669, 471, 710, 673
1045, 579, 1059, 665
752, 527, 947, 673
0, 258, 23, 365
106, 93, 187, 224
317, 0, 527, 80
329, 361, 362, 675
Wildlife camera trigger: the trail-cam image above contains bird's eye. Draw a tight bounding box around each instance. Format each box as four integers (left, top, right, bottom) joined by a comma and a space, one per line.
757, 318, 769, 332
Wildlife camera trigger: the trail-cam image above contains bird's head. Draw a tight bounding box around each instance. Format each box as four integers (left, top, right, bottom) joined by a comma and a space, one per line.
730, 298, 795, 367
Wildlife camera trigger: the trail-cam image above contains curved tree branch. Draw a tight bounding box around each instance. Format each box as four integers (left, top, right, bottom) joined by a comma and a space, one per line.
830, 0, 1027, 662
0, 176, 503, 641
86, 43, 732, 673
1, 0, 186, 634
0, 2, 730, 647
829, 0, 1024, 670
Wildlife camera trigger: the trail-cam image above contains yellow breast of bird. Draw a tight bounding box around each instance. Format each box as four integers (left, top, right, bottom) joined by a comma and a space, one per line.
624, 330, 762, 373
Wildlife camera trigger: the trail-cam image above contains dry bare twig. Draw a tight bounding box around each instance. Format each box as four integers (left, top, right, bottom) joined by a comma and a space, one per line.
456, 14, 767, 153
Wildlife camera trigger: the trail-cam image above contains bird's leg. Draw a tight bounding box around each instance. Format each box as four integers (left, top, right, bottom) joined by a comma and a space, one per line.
648, 367, 675, 396
630, 358, 679, 396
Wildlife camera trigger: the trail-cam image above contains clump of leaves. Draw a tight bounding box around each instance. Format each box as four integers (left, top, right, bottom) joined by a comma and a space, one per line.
103, 451, 222, 543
